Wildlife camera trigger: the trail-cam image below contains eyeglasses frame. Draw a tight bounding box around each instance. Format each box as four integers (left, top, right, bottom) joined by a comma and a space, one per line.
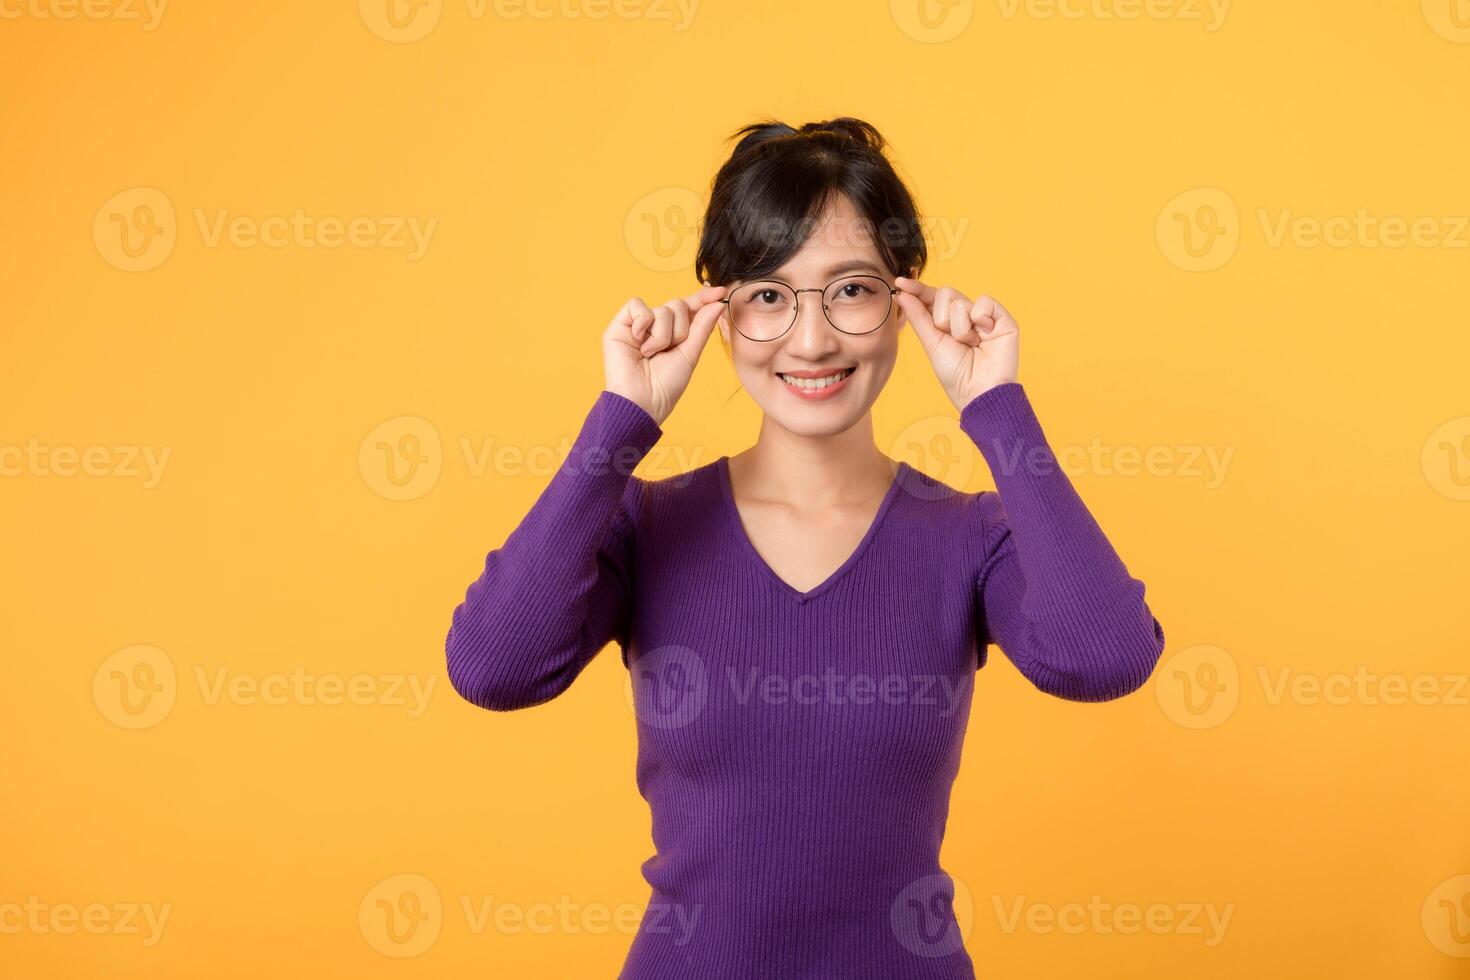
717, 274, 901, 342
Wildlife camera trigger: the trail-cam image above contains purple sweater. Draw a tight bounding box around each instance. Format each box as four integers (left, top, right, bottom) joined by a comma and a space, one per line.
445, 382, 1165, 979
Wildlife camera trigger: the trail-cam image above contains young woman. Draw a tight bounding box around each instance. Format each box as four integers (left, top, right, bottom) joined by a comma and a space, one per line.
445, 118, 1166, 979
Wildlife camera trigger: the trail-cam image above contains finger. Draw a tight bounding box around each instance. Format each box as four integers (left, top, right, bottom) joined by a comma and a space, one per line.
643, 305, 674, 356
970, 295, 1011, 336
894, 275, 936, 304
949, 296, 978, 346
676, 292, 726, 357
686, 283, 728, 310
668, 296, 692, 348
895, 291, 943, 355
628, 296, 654, 342
933, 287, 964, 335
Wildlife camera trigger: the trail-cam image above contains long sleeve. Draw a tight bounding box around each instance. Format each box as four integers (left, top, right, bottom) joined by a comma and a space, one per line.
445, 389, 662, 711
961, 382, 1165, 702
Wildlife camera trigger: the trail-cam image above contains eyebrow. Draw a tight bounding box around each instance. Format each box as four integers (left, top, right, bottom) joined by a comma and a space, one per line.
756, 259, 887, 283
822, 259, 886, 277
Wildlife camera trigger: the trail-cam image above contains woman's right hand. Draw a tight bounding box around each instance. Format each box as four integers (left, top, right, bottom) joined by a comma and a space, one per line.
602, 284, 728, 427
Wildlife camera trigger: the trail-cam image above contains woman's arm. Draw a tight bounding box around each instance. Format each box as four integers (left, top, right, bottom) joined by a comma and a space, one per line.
961, 382, 1166, 702
445, 389, 662, 711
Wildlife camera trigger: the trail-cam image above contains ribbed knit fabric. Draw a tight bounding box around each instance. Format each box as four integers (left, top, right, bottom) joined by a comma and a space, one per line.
445, 382, 1166, 979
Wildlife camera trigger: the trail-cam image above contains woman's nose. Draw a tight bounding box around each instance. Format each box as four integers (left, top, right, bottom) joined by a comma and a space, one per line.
786, 291, 840, 354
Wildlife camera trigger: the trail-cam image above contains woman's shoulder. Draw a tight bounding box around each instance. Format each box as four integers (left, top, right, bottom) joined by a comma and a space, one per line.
618, 454, 723, 521
892, 460, 996, 511
889, 461, 1008, 546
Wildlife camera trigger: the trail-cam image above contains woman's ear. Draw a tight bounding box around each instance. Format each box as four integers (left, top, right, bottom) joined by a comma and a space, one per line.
718, 315, 732, 358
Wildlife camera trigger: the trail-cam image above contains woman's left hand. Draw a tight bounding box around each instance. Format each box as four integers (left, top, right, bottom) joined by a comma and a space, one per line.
894, 276, 1020, 412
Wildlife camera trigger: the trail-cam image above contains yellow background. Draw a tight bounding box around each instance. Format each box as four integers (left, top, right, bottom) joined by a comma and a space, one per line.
3, 1, 1468, 976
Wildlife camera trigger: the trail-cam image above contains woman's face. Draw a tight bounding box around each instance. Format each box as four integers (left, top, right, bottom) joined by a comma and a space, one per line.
717, 194, 904, 439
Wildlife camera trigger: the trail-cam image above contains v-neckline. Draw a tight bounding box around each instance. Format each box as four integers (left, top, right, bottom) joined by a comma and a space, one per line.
716, 454, 909, 603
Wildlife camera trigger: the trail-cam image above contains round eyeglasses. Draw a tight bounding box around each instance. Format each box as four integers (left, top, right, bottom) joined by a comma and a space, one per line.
719, 274, 900, 342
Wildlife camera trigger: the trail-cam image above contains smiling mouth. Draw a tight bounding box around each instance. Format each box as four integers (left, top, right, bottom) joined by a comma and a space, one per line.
777, 366, 856, 390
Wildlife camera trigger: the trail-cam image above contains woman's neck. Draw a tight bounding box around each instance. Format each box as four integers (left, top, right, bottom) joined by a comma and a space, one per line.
728, 414, 898, 508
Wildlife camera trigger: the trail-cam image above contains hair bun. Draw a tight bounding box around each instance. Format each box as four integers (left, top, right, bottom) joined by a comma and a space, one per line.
730, 120, 798, 157
728, 118, 887, 159
797, 118, 885, 150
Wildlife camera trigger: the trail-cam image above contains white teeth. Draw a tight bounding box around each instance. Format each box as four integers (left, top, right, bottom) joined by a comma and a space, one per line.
779, 368, 853, 390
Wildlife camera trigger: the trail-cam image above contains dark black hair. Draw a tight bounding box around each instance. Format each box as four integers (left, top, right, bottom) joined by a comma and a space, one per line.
695, 117, 928, 288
